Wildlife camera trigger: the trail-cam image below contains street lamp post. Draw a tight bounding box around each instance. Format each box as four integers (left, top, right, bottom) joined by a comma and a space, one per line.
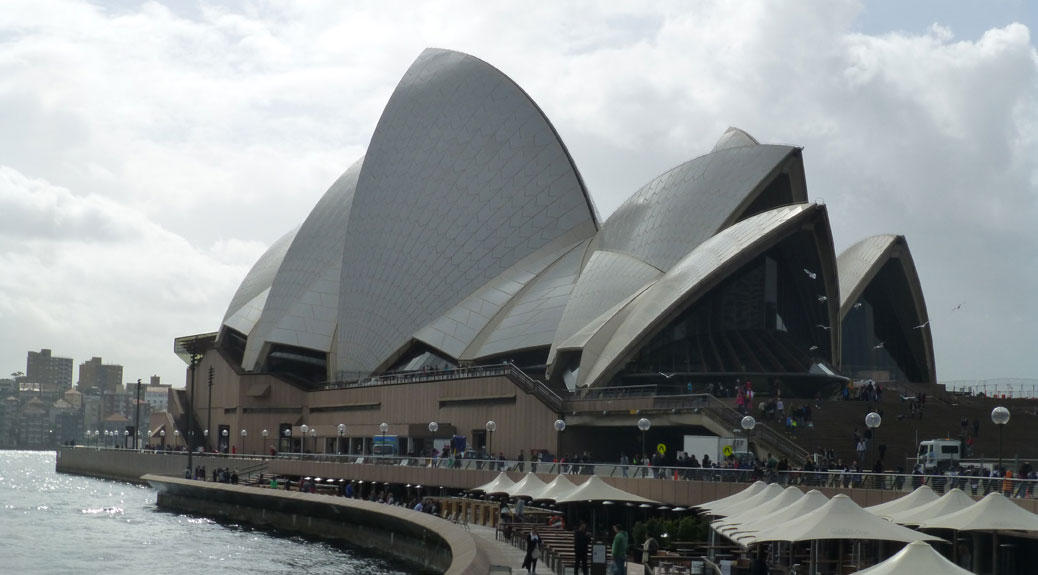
301, 424, 309, 453
865, 411, 882, 462
204, 429, 209, 452
554, 419, 566, 473
379, 422, 389, 458
283, 427, 291, 453
240, 428, 247, 454
123, 429, 129, 449
221, 428, 228, 453
485, 420, 496, 459
262, 429, 269, 455
637, 417, 651, 476
310, 427, 317, 454
160, 429, 166, 450
992, 406, 1010, 472
337, 424, 345, 454
865, 411, 882, 488
134, 378, 142, 449
428, 421, 438, 460
174, 429, 180, 449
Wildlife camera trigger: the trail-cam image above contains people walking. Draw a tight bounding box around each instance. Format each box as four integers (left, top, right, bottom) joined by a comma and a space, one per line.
573, 521, 589, 575
611, 523, 628, 575
522, 527, 541, 573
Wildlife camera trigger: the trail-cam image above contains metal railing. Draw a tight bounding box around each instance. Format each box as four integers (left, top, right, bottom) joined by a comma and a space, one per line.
320, 363, 566, 412
75, 446, 1038, 498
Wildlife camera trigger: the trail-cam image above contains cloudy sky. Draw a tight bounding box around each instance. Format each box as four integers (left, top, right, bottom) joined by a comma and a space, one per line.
1, 0, 1035, 389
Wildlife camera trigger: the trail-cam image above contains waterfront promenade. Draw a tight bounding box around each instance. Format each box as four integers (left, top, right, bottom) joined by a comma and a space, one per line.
56, 446, 1038, 512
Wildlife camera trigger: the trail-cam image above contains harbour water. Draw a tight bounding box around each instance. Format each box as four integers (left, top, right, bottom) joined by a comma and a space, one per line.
0, 451, 415, 574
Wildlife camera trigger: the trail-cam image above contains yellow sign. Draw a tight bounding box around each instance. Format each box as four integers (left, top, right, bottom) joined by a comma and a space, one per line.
722, 445, 734, 457
656, 443, 667, 455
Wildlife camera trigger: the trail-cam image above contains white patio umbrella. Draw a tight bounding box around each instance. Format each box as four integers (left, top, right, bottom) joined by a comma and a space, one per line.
917, 491, 1038, 574
505, 472, 549, 499
555, 476, 658, 539
887, 488, 975, 525
732, 490, 830, 545
865, 485, 940, 519
707, 483, 786, 518
530, 474, 576, 503
693, 481, 767, 513
918, 491, 1038, 532
848, 540, 974, 575
752, 495, 943, 544
751, 494, 943, 575
555, 475, 658, 504
471, 472, 516, 496
714, 486, 803, 534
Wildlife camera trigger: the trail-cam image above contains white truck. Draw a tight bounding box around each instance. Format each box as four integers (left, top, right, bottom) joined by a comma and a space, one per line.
918, 439, 961, 472
683, 435, 748, 464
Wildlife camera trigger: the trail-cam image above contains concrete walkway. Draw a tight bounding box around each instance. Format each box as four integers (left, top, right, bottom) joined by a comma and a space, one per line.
467, 524, 643, 575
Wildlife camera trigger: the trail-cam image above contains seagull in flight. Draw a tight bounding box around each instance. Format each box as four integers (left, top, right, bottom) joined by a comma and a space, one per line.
803, 268, 817, 280
913, 321, 930, 330
816, 324, 831, 331
808, 345, 819, 351
659, 372, 676, 379
817, 295, 828, 303
852, 301, 862, 310
873, 342, 886, 350
952, 302, 964, 312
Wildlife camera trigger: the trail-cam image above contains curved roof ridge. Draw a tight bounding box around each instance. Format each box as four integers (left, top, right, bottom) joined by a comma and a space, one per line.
711, 126, 761, 152
579, 203, 828, 388
465, 237, 590, 360
241, 158, 363, 371
596, 144, 801, 271
221, 226, 299, 335
836, 234, 900, 317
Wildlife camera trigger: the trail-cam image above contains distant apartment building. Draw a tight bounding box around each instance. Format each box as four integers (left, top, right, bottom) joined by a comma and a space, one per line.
77, 357, 123, 394
26, 348, 74, 391
144, 385, 171, 413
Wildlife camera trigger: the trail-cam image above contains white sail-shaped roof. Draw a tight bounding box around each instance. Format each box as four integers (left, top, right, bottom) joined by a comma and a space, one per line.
336, 48, 598, 375
241, 158, 363, 370
577, 203, 831, 387
221, 227, 298, 337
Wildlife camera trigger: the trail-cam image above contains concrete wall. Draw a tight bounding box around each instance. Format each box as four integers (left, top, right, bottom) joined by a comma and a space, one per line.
143, 475, 489, 575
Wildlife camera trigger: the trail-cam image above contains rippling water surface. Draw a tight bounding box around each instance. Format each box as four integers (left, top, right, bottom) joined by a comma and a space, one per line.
0, 451, 415, 574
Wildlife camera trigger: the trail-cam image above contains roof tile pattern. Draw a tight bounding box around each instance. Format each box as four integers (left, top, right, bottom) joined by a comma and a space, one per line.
336, 48, 597, 374
241, 159, 363, 370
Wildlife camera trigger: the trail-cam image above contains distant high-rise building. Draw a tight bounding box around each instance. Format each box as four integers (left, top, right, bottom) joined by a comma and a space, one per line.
144, 385, 170, 413
78, 357, 123, 394
26, 349, 74, 391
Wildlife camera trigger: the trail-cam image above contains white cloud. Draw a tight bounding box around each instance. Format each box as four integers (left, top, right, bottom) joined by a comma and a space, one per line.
0, 0, 1035, 384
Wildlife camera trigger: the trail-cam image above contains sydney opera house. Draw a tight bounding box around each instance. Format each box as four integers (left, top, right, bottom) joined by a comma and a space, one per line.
173, 49, 935, 460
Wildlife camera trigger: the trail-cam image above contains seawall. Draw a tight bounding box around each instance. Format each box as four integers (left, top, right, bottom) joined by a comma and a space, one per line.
143, 475, 489, 575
